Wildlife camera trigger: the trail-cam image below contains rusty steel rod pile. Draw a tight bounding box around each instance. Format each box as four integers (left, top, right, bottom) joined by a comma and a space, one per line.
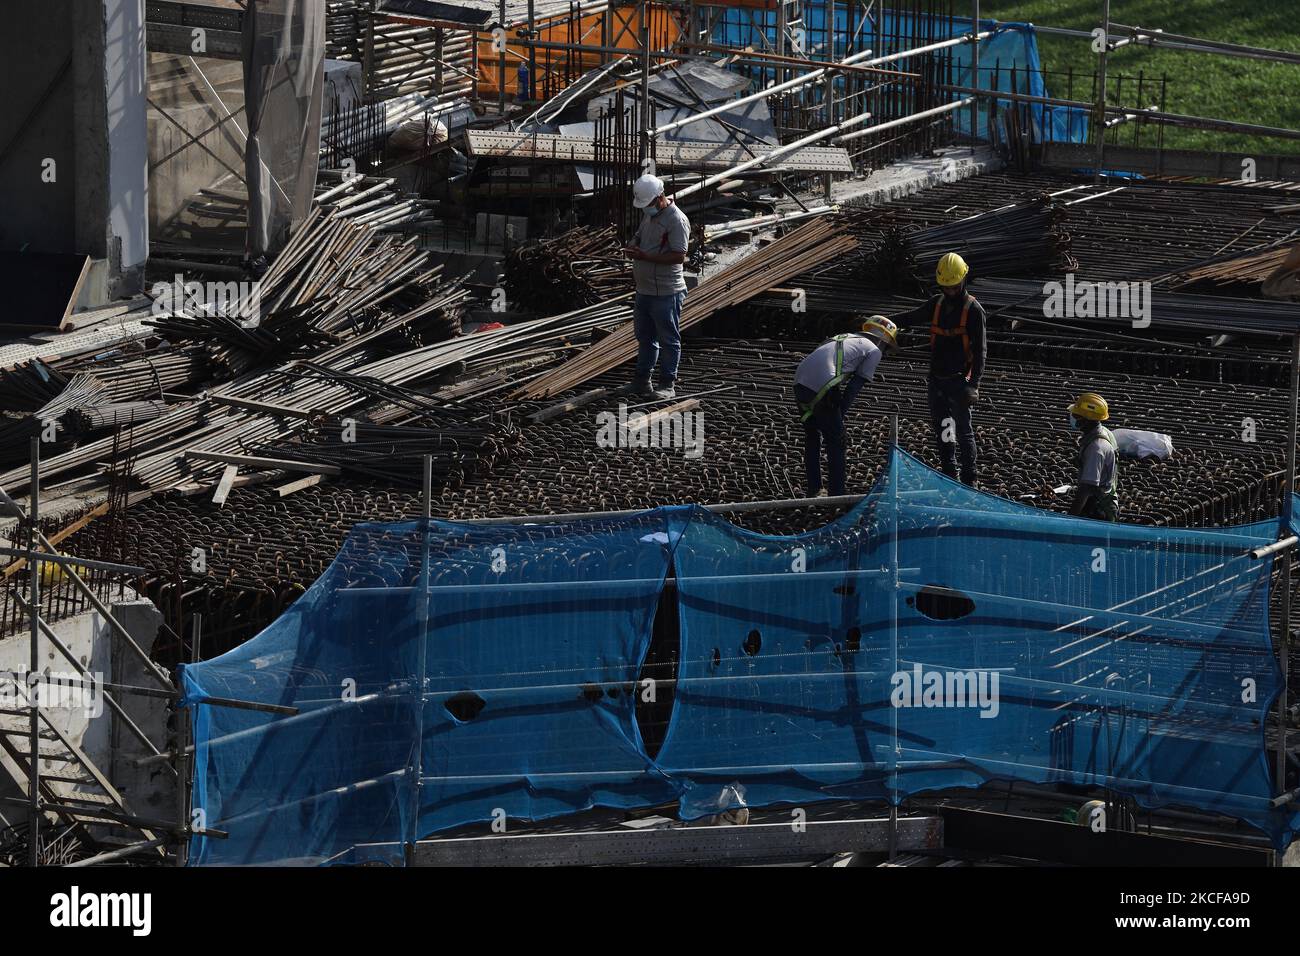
0, 295, 632, 501
837, 194, 1077, 293
502, 225, 633, 314
146, 208, 468, 377
0, 374, 110, 465
1160, 241, 1300, 293
255, 420, 523, 488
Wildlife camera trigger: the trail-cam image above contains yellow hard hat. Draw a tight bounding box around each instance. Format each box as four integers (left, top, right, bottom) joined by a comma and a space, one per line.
1068, 392, 1110, 421
861, 314, 898, 349
37, 554, 89, 587
936, 252, 969, 287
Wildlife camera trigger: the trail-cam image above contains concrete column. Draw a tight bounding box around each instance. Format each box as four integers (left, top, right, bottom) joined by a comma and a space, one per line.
108, 599, 173, 817
105, 0, 149, 277
72, 0, 148, 300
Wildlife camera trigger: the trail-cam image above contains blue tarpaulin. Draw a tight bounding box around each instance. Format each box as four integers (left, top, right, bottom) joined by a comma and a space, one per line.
710, 8, 1088, 143
182, 449, 1296, 865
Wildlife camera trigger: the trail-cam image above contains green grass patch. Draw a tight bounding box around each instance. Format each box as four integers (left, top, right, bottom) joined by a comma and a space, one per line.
976, 0, 1300, 155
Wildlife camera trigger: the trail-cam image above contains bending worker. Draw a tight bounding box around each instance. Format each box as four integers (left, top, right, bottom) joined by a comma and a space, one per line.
623, 173, 690, 401
891, 252, 987, 487
793, 316, 898, 498
1067, 392, 1119, 522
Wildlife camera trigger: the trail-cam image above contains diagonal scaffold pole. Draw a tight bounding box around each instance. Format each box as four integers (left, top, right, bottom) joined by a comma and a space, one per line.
27, 437, 39, 867
1279, 333, 1299, 797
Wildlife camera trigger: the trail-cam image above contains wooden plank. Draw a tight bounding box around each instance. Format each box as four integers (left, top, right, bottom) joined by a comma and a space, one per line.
2, 502, 110, 579
211, 465, 239, 506
0, 250, 92, 331
59, 302, 130, 333
276, 473, 324, 497
643, 399, 701, 428
173, 471, 285, 497
184, 451, 342, 475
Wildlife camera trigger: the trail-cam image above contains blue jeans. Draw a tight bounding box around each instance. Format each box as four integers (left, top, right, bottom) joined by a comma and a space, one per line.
795, 383, 845, 497
633, 292, 684, 384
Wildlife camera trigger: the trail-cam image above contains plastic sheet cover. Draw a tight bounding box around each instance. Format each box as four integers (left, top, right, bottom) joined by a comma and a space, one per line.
182, 450, 1297, 865
243, 0, 326, 256
711, 9, 1088, 144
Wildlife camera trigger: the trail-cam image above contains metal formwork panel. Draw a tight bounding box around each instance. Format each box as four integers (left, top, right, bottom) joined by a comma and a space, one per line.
464, 130, 855, 172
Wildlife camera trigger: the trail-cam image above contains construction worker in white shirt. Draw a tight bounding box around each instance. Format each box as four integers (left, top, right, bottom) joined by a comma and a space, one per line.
793, 315, 898, 497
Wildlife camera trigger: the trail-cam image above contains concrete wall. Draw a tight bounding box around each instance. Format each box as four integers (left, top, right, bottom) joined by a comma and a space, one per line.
108, 600, 174, 820
0, 592, 173, 829
0, 0, 147, 303
0, 2, 77, 254
104, 0, 149, 272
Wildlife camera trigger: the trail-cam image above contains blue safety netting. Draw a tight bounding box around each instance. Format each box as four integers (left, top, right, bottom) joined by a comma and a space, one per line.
710, 8, 1088, 143
182, 449, 1297, 865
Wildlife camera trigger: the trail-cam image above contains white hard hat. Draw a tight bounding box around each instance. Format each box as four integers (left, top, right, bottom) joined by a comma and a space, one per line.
632, 173, 665, 209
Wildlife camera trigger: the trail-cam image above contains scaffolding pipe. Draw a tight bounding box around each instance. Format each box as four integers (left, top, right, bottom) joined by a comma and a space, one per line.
1094, 0, 1112, 183
1279, 333, 1299, 795
676, 110, 875, 197
1250, 536, 1298, 561
702, 204, 838, 240
658, 30, 991, 138
1033, 23, 1300, 67
935, 82, 1300, 141
26, 437, 38, 867
519, 55, 629, 130
835, 97, 973, 142
654, 46, 880, 136
34, 532, 172, 689
639, 0, 651, 162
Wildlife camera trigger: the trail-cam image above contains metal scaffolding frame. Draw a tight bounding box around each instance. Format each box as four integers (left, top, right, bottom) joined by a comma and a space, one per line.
1, 439, 301, 866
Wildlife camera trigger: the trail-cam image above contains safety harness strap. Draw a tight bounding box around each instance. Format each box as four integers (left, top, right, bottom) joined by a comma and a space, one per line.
800, 334, 851, 421
930, 294, 974, 371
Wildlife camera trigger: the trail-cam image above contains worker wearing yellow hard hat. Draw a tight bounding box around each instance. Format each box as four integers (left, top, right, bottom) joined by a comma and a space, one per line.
1067, 391, 1119, 521
792, 315, 898, 497
890, 251, 987, 487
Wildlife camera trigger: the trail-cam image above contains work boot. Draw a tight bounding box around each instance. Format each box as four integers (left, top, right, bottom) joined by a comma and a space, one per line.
652, 383, 676, 400
628, 377, 655, 398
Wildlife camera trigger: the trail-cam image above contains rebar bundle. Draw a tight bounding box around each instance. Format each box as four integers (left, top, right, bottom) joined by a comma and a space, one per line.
0, 360, 69, 413
67, 401, 169, 433
255, 420, 523, 488
838, 195, 1075, 292
0, 373, 109, 465
1162, 242, 1300, 293
59, 348, 208, 402
146, 207, 468, 377
502, 225, 632, 314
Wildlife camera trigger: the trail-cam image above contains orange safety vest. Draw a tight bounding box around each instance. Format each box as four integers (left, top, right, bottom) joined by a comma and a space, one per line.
930, 294, 974, 373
